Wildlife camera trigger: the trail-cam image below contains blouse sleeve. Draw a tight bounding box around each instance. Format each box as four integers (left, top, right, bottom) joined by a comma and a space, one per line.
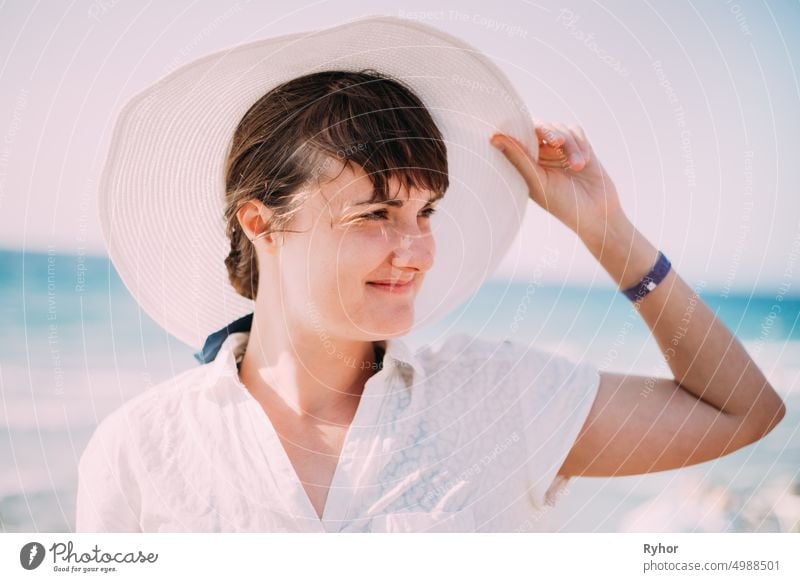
500, 339, 601, 511
75, 410, 143, 532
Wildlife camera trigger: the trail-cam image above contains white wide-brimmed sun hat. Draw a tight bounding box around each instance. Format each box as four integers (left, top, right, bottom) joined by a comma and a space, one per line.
98, 14, 538, 351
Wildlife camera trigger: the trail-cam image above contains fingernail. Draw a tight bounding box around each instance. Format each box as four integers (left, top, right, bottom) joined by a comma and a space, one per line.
491, 137, 505, 151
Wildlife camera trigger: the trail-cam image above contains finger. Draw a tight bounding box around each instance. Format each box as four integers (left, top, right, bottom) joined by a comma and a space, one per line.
567, 124, 592, 162
534, 121, 579, 170
532, 123, 570, 170
533, 120, 565, 147
490, 133, 545, 196
553, 122, 585, 170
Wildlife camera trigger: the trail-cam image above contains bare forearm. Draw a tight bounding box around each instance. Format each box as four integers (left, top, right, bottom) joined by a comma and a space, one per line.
581, 215, 785, 433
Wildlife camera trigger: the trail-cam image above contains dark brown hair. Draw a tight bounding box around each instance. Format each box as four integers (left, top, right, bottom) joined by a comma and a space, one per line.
222, 69, 449, 300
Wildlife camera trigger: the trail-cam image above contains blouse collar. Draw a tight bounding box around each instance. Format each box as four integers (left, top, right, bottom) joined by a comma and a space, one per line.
199, 313, 425, 390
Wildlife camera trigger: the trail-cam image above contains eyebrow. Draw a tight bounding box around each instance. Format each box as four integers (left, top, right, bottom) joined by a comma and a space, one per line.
353, 191, 445, 207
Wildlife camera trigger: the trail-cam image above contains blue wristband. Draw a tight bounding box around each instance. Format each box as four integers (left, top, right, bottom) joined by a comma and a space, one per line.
621, 251, 671, 302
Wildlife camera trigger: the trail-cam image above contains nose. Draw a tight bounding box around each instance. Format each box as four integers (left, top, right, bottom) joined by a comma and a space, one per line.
389, 229, 435, 273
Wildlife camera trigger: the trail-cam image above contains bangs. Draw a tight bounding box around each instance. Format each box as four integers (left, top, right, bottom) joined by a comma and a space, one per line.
294, 69, 449, 203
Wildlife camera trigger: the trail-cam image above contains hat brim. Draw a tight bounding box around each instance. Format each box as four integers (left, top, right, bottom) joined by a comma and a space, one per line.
98, 14, 537, 350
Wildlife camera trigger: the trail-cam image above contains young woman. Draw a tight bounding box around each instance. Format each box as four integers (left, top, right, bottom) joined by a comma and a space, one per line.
77, 17, 785, 533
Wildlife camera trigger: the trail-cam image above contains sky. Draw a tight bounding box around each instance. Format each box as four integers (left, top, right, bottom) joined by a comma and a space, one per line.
1, 0, 799, 294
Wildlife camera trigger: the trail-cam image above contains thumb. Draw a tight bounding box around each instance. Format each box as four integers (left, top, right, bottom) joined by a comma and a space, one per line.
490, 133, 545, 202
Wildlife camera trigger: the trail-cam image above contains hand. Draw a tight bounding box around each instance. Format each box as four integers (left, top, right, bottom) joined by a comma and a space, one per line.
490, 120, 626, 244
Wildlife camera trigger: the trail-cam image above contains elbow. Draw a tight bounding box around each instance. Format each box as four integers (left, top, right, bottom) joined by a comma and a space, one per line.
744, 389, 786, 443
766, 397, 787, 435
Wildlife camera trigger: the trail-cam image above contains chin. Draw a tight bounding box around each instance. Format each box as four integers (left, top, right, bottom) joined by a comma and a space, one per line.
365, 316, 414, 339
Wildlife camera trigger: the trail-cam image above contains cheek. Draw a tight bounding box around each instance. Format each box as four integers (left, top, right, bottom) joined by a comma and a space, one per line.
333, 229, 389, 282
306, 228, 388, 293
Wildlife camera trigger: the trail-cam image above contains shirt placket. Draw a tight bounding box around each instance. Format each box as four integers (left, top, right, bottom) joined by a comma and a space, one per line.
318, 365, 395, 532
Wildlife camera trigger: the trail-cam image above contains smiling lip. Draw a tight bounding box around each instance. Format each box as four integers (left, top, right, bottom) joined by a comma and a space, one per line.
367, 279, 414, 294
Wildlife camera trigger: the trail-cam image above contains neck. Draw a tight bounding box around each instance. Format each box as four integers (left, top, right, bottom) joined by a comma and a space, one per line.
237, 310, 382, 422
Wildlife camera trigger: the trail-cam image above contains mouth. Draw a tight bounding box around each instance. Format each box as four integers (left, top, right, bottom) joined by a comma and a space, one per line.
366, 278, 415, 294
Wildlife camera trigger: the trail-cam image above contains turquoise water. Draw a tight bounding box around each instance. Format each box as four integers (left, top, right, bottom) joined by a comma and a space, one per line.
1, 248, 798, 532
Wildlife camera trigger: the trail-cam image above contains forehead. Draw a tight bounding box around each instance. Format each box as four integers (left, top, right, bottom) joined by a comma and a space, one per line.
309, 157, 439, 213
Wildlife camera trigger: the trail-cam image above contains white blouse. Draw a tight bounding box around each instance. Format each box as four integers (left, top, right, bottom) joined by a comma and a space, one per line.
76, 332, 600, 532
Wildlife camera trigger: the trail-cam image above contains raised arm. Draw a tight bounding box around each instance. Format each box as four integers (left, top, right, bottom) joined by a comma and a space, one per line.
489, 122, 786, 478
561, 216, 785, 477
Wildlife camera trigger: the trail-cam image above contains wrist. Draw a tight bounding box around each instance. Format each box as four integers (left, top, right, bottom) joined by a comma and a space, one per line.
579, 211, 634, 255
582, 215, 660, 291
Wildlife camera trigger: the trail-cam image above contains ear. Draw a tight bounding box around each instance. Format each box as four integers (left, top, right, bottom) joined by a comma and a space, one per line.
236, 199, 279, 252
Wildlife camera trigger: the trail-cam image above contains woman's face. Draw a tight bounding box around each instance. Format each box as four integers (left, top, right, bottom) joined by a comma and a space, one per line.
269, 158, 439, 341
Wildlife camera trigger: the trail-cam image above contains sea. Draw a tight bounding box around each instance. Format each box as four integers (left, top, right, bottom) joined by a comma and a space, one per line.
1, 248, 798, 532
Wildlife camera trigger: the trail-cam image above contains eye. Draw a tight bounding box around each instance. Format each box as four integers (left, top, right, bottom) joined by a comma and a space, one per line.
359, 207, 437, 221
360, 209, 389, 221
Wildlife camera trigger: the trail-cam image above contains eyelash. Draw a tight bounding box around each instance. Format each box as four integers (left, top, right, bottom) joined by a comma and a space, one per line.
360, 207, 437, 221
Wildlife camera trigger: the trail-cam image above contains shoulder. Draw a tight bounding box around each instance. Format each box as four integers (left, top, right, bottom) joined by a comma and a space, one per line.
422, 332, 564, 375
417, 333, 528, 400
421, 332, 599, 396
422, 332, 506, 366
113, 363, 212, 421
81, 363, 215, 459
